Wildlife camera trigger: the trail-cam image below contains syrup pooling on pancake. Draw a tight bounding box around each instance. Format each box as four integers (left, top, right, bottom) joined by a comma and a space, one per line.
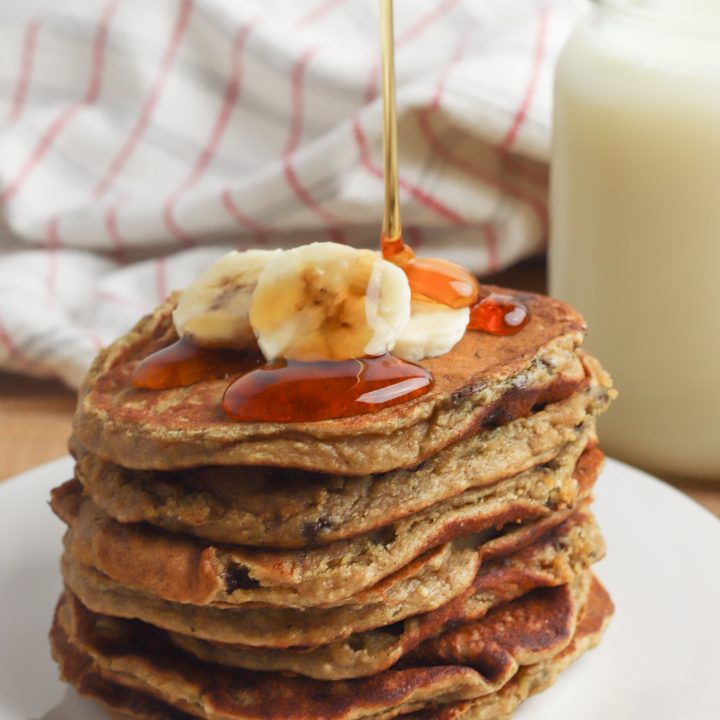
132, 338, 263, 391
130, 241, 531, 422
222, 353, 432, 423
469, 293, 531, 336
131, 335, 435, 421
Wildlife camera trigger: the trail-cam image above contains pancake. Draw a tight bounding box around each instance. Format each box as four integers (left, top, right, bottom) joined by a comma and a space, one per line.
59, 456, 599, 651
59, 508, 572, 651
53, 442, 598, 608
61, 541, 482, 649
406, 576, 614, 720
51, 572, 594, 720
50, 617, 194, 720
50, 578, 611, 720
167, 508, 604, 680
71, 286, 596, 475
71, 370, 610, 548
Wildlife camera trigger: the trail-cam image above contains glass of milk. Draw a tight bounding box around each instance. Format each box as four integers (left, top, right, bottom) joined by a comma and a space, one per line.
550, 0, 720, 479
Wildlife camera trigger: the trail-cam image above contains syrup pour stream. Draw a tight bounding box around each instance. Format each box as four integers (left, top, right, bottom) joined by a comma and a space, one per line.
376, 2, 528, 332
378, 1, 480, 309
131, 0, 529, 420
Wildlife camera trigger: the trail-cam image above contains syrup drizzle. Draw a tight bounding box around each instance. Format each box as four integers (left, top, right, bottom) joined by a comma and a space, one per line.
377, 2, 478, 311
381, 234, 480, 308
381, 234, 414, 267
403, 256, 480, 308
132, 340, 433, 422
468, 293, 530, 336
222, 354, 433, 423
131, 338, 263, 390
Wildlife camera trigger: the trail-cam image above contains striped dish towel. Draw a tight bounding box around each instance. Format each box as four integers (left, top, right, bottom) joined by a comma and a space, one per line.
0, 0, 583, 387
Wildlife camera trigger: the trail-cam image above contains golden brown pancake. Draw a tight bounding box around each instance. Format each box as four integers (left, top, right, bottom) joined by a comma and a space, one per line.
167, 508, 604, 680
58, 507, 567, 652
60, 541, 481, 648
58, 464, 600, 651
50, 578, 612, 720
71, 286, 596, 475
50, 616, 194, 720
406, 576, 614, 719
71, 375, 609, 548
57, 447, 602, 649
53, 443, 598, 608
51, 572, 597, 720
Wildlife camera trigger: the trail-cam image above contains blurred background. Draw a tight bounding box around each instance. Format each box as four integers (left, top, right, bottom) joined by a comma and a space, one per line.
0, 0, 52, 21
0, 0, 717, 513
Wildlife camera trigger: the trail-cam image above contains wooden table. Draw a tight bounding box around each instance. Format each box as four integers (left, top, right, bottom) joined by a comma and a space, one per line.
1, 258, 719, 518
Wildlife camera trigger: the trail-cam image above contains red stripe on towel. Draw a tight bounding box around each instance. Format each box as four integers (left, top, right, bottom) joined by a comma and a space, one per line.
1, 0, 121, 204
45, 216, 63, 309
154, 256, 167, 304
297, 0, 347, 27
0, 314, 21, 360
352, 119, 465, 226
500, 6, 550, 152
7, 18, 41, 122
283, 49, 345, 243
94, 0, 193, 198
221, 189, 270, 246
163, 19, 257, 244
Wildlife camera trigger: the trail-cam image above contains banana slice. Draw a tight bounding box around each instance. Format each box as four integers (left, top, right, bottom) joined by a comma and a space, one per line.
250, 242, 410, 361
394, 300, 469, 362
173, 249, 282, 349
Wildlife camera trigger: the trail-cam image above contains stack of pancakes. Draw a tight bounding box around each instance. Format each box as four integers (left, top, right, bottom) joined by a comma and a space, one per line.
51, 286, 616, 719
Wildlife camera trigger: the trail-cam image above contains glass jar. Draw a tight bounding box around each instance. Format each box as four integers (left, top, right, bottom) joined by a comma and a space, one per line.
550, 0, 720, 479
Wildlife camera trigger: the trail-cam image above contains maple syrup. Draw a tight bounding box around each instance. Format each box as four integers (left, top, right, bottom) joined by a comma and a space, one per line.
468, 293, 530, 336
377, 2, 479, 311
403, 257, 481, 308
131, 337, 263, 390
222, 353, 432, 423
381, 233, 414, 267
381, 233, 480, 309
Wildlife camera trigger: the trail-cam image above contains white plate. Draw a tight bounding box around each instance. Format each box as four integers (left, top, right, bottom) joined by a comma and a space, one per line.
0, 456, 718, 720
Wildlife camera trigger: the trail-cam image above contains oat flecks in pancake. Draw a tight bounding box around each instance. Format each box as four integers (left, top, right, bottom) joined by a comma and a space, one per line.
72, 286, 590, 474
53, 441, 596, 608
58, 464, 601, 651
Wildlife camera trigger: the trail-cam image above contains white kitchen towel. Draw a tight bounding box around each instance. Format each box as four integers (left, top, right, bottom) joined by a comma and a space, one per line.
0, 0, 583, 387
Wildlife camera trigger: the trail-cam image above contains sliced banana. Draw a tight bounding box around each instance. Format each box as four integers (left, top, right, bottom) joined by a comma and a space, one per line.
250, 242, 410, 361
173, 249, 282, 350
394, 300, 469, 362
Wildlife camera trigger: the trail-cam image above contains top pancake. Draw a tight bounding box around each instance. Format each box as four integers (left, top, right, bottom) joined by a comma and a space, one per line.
72, 285, 587, 474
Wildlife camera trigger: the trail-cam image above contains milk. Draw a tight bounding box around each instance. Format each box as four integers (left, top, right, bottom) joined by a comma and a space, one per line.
550, 0, 720, 478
